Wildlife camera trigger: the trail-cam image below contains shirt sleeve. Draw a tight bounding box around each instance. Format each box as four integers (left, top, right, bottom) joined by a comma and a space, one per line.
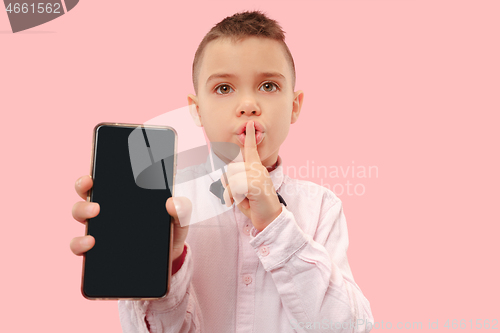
249, 197, 374, 333
118, 243, 203, 333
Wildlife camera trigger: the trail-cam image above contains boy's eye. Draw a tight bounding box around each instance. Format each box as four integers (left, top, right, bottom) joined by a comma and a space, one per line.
260, 82, 278, 92
215, 84, 234, 95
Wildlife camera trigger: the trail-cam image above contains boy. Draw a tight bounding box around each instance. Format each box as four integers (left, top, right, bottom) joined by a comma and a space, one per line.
70, 11, 373, 332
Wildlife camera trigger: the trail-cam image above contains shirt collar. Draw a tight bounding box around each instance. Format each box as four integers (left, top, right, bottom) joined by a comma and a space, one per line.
204, 150, 285, 191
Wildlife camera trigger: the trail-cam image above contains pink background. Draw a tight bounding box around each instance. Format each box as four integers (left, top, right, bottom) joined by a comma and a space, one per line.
1, 0, 499, 331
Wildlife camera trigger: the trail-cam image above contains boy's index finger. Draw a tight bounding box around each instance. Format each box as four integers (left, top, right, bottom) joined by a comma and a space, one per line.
244, 121, 260, 164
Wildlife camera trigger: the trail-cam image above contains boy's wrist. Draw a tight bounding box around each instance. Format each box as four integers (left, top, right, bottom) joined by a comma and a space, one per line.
256, 205, 282, 232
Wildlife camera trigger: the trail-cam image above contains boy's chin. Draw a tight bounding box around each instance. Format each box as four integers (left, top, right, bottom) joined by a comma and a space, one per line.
211, 141, 244, 162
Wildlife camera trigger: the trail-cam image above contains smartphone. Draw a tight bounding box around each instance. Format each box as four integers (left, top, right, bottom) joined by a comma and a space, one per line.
81, 123, 177, 300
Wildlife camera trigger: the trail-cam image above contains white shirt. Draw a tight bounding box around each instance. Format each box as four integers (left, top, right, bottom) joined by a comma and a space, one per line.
118, 154, 373, 333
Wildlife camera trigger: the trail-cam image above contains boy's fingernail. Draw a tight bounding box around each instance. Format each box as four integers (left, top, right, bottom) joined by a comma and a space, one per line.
171, 197, 192, 227
172, 197, 183, 216
76, 178, 82, 187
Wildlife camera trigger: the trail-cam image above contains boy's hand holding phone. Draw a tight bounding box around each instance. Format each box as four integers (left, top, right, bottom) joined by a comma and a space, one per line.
69, 175, 190, 262
222, 121, 283, 232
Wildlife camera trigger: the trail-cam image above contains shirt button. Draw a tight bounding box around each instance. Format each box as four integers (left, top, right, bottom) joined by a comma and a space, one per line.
243, 223, 251, 236
242, 274, 253, 285
259, 245, 270, 257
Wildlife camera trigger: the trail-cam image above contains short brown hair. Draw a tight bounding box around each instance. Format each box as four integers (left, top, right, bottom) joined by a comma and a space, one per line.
192, 11, 296, 94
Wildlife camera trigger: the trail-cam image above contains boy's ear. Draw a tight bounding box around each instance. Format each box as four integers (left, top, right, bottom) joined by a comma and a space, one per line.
187, 94, 202, 127
291, 90, 304, 124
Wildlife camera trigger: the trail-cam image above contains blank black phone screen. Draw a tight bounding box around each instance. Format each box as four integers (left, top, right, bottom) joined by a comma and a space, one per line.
82, 124, 176, 299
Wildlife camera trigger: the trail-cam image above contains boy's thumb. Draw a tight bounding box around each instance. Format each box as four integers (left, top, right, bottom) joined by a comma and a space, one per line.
167, 197, 192, 227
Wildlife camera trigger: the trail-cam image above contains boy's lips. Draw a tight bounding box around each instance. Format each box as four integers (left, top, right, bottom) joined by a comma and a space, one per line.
236, 121, 265, 146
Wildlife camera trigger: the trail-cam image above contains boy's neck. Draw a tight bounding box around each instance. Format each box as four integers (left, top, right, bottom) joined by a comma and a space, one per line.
265, 159, 279, 172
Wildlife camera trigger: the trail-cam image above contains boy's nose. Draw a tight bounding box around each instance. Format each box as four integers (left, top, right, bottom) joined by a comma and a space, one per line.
237, 99, 261, 117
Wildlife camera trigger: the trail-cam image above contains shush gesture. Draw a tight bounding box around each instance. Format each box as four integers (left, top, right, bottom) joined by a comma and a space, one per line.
222, 121, 283, 232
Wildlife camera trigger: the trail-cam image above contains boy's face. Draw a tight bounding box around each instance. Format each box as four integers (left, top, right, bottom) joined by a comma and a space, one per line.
188, 37, 304, 168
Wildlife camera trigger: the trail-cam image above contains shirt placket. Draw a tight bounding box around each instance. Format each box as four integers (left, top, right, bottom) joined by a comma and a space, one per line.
234, 207, 260, 333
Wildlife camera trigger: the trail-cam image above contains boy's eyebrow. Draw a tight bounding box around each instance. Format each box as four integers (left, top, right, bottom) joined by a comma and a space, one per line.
206, 73, 236, 86
205, 72, 286, 86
